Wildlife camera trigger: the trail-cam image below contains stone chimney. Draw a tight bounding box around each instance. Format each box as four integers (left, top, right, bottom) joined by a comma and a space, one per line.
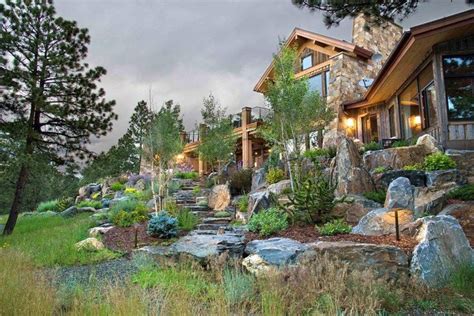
352, 14, 403, 74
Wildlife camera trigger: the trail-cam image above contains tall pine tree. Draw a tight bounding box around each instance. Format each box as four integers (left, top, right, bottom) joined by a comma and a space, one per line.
0, 0, 117, 234
128, 100, 153, 171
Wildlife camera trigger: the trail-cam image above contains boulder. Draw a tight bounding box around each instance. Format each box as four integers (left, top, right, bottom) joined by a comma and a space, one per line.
352, 208, 414, 236
109, 196, 130, 207
384, 177, 415, 210
168, 231, 244, 261
410, 215, 474, 287
414, 187, 451, 217
22, 211, 58, 217
322, 129, 345, 149
425, 169, 465, 189
244, 238, 308, 267
300, 241, 410, 280
363, 144, 430, 171
267, 179, 291, 196
375, 170, 426, 189
75, 238, 105, 252
332, 195, 382, 225
439, 203, 474, 246
134, 178, 146, 191
251, 168, 267, 192
61, 206, 96, 218
446, 149, 474, 184
208, 185, 231, 211
247, 190, 271, 215
416, 134, 442, 154
89, 226, 114, 237
335, 137, 374, 196
78, 183, 101, 198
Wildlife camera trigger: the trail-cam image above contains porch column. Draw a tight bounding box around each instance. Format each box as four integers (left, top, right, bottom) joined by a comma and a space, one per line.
198, 123, 208, 175
241, 107, 253, 169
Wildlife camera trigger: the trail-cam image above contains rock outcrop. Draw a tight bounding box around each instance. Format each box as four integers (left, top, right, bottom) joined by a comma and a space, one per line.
363, 144, 430, 171
208, 185, 231, 211
416, 134, 442, 154
75, 238, 104, 251
425, 169, 465, 189
332, 195, 382, 225
251, 168, 267, 192
352, 208, 414, 235
384, 177, 415, 210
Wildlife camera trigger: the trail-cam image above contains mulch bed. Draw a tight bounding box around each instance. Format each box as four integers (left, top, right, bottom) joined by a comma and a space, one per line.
245, 225, 418, 253
102, 222, 186, 253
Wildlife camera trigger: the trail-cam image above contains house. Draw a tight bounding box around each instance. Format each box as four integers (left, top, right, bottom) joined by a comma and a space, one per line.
255, 10, 474, 150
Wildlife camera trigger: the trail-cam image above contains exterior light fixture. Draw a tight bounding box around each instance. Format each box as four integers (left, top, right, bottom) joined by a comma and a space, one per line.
414, 115, 421, 126
176, 154, 184, 160
346, 117, 355, 129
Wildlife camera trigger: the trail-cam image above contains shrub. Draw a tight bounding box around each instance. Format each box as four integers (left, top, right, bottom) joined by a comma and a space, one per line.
163, 198, 180, 216
373, 166, 388, 174
248, 208, 288, 236
303, 148, 330, 162
56, 197, 74, 212
391, 140, 411, 148
214, 211, 231, 218
264, 149, 281, 172
147, 211, 178, 238
363, 190, 386, 204
192, 186, 201, 196
124, 187, 138, 194
111, 210, 134, 227
266, 168, 285, 184
36, 200, 59, 213
175, 171, 199, 180
229, 169, 252, 195
76, 200, 103, 209
424, 152, 456, 171
447, 184, 474, 201
109, 199, 149, 227
177, 208, 199, 231
403, 163, 424, 171
110, 182, 125, 191
318, 219, 352, 236
450, 263, 474, 296
363, 141, 382, 152
223, 268, 255, 305
236, 195, 249, 213
288, 172, 336, 224
197, 199, 208, 207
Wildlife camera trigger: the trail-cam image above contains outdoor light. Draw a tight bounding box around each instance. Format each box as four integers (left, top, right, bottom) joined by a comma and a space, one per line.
414, 115, 421, 125
176, 153, 184, 160
346, 117, 355, 129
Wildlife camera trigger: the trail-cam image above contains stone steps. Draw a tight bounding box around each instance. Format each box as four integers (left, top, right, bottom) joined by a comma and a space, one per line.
202, 217, 233, 225
197, 223, 229, 231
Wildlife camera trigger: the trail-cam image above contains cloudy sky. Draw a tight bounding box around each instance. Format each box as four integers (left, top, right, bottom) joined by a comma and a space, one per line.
54, 0, 472, 153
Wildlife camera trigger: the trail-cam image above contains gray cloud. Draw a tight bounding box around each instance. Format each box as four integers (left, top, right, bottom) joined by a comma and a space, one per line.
54, 0, 471, 152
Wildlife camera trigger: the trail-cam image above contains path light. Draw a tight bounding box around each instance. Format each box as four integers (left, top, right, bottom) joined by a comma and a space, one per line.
133, 223, 140, 249
394, 209, 400, 241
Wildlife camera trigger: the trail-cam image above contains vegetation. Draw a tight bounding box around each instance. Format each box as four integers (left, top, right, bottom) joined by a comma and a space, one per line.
175, 171, 199, 180
447, 184, 474, 201
1, 0, 117, 234
391, 139, 411, 148
109, 199, 149, 227
76, 200, 103, 209
318, 219, 352, 236
223, 268, 255, 306
424, 152, 457, 171
266, 168, 285, 184
248, 208, 288, 236
111, 182, 125, 191
214, 211, 231, 218
303, 147, 335, 162
403, 163, 424, 171
192, 186, 202, 196
373, 166, 388, 174
147, 211, 178, 238
363, 141, 382, 152
177, 208, 199, 231
363, 190, 387, 204
229, 169, 253, 195
36, 200, 60, 213
236, 195, 249, 213
163, 198, 180, 216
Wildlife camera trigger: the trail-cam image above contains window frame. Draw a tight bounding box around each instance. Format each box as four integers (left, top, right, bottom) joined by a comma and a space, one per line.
308, 68, 330, 97
301, 54, 313, 71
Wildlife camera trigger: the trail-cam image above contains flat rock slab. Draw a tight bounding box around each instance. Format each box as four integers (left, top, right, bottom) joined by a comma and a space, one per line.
245, 237, 308, 266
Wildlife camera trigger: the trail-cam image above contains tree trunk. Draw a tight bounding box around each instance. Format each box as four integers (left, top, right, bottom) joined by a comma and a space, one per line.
3, 164, 30, 235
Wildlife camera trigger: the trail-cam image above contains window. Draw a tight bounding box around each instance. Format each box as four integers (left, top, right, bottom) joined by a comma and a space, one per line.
443, 54, 474, 121
418, 65, 436, 129
399, 80, 421, 139
388, 105, 396, 137
301, 54, 312, 71
308, 70, 330, 97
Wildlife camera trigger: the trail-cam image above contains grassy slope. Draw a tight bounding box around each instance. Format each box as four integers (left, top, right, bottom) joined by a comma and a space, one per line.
0, 213, 119, 267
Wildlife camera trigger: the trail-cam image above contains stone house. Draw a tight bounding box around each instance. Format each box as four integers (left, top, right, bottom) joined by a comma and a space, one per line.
255, 10, 474, 150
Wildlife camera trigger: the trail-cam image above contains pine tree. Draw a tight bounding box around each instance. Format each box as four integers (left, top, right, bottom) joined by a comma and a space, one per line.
0, 0, 117, 234
128, 100, 153, 171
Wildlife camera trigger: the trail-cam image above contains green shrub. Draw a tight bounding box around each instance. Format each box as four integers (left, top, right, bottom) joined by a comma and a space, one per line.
223, 268, 255, 305
318, 219, 352, 236
363, 190, 386, 204
163, 199, 180, 216
76, 200, 103, 209
288, 172, 336, 224
390, 140, 411, 148
230, 169, 252, 195
363, 141, 382, 152
147, 211, 178, 238
175, 171, 199, 180
403, 163, 424, 171
236, 195, 249, 213
424, 152, 457, 171
263, 148, 281, 172
373, 166, 388, 174
177, 208, 199, 231
109, 199, 149, 227
110, 182, 125, 191
192, 186, 201, 196
91, 192, 102, 200
266, 168, 285, 184
214, 211, 231, 218
56, 197, 74, 212
197, 199, 208, 207
167, 180, 182, 194
450, 263, 474, 296
447, 184, 474, 201
303, 148, 330, 162
111, 210, 134, 227
248, 208, 288, 237
36, 200, 59, 213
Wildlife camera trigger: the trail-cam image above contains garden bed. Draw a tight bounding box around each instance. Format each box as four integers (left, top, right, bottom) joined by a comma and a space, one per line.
245, 225, 418, 253
102, 222, 185, 252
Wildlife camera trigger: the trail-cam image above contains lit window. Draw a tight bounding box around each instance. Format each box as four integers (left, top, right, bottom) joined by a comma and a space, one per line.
301, 54, 312, 71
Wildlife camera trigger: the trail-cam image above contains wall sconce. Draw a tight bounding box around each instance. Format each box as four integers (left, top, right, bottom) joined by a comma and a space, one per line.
175, 154, 184, 161
413, 115, 421, 126
345, 117, 355, 129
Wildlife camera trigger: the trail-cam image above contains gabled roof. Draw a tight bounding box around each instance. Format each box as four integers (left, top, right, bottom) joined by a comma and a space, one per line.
344, 9, 474, 110
254, 27, 373, 93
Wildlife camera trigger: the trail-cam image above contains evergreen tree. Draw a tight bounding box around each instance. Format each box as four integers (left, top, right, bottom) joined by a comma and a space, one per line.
160, 100, 185, 132
0, 0, 117, 234
128, 100, 153, 171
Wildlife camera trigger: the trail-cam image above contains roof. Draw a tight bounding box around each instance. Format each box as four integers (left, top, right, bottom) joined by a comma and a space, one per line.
254, 27, 373, 93
344, 9, 474, 110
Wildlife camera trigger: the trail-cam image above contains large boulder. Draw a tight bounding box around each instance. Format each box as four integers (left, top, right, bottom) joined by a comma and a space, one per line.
267, 179, 291, 196
61, 206, 96, 218
335, 137, 374, 196
352, 208, 414, 236
416, 134, 442, 154
439, 203, 474, 246
75, 238, 104, 252
251, 168, 267, 192
168, 231, 244, 262
374, 170, 426, 189
300, 241, 410, 280
446, 149, 474, 184
332, 195, 382, 225
322, 129, 345, 149
410, 215, 474, 287
384, 177, 415, 210
243, 238, 308, 275
363, 144, 430, 171
78, 183, 101, 198
247, 190, 271, 215
425, 169, 465, 189
414, 187, 451, 217
208, 185, 231, 211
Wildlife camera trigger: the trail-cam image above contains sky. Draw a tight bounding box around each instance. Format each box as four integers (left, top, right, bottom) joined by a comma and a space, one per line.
54, 0, 472, 153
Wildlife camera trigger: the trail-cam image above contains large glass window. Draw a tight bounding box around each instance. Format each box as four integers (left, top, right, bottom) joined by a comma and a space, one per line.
308, 70, 330, 97
443, 54, 474, 121
418, 65, 436, 129
399, 80, 422, 139
388, 105, 396, 137
301, 54, 313, 71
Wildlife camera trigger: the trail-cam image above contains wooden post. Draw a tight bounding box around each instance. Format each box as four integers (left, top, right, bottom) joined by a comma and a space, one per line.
394, 209, 400, 241
241, 107, 253, 169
